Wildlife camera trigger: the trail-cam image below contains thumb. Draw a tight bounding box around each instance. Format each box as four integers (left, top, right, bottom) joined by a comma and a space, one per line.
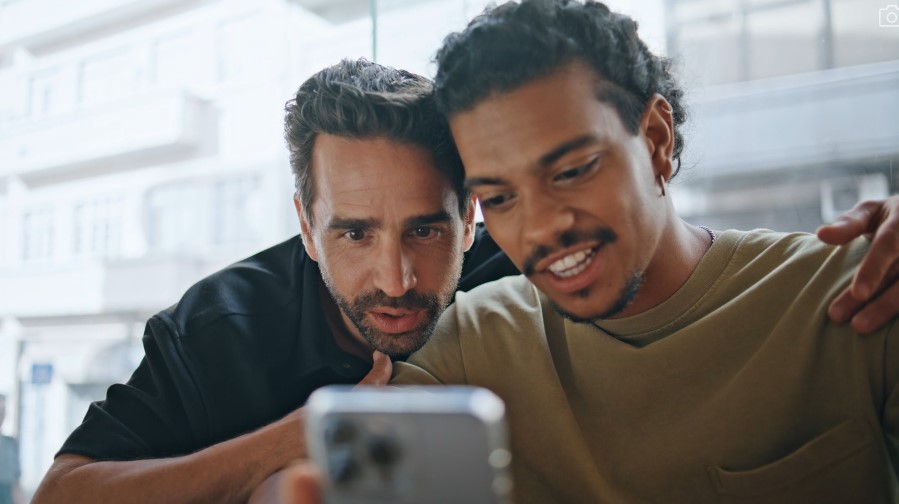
357, 351, 392, 386
281, 463, 321, 504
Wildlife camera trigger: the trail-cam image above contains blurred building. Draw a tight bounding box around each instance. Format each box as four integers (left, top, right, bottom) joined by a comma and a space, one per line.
667, 0, 899, 230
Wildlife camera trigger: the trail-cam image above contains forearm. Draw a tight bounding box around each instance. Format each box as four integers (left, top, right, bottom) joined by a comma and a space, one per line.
33, 409, 308, 504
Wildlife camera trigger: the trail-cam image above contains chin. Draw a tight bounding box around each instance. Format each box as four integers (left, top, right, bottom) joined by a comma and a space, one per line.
367, 329, 432, 357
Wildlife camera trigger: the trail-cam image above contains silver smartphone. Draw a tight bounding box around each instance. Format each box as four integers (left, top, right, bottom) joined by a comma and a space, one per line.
305, 385, 513, 504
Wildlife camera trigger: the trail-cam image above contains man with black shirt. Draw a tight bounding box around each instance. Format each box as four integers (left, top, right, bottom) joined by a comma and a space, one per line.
31, 59, 518, 504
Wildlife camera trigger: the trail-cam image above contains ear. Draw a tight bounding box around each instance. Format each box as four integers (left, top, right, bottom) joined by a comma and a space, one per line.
295, 197, 319, 262
462, 194, 477, 252
640, 94, 675, 183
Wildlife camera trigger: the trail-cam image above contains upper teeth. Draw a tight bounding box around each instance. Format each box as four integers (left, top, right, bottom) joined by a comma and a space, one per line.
548, 249, 595, 278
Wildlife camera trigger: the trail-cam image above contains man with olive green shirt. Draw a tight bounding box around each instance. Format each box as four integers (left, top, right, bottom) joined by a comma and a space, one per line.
391, 0, 899, 502
394, 230, 898, 502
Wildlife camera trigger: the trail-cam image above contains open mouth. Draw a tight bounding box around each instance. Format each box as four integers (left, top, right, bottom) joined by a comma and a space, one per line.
547, 247, 597, 279
537, 244, 605, 294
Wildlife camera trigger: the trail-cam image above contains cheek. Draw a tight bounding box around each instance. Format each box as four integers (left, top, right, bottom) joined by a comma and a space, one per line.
317, 241, 368, 284
414, 236, 465, 282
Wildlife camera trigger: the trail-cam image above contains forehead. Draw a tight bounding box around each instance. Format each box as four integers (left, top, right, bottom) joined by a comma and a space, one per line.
310, 134, 457, 219
449, 64, 629, 174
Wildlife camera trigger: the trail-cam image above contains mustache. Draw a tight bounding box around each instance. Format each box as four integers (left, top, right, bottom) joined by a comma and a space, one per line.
522, 228, 617, 276
352, 289, 439, 311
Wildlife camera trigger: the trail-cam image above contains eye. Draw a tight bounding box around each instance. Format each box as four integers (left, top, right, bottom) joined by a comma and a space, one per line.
410, 226, 437, 239
479, 193, 511, 210
343, 229, 366, 241
553, 157, 600, 183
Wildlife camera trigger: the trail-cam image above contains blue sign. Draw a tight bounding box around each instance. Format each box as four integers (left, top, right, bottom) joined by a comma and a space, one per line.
31, 363, 53, 385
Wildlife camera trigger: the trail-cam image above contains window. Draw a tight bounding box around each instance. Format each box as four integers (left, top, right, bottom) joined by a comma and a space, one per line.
145, 182, 211, 254
79, 49, 137, 106
153, 31, 197, 88
22, 208, 55, 261
667, 0, 899, 86
213, 175, 262, 245
73, 198, 124, 259
832, 0, 899, 67
29, 69, 62, 116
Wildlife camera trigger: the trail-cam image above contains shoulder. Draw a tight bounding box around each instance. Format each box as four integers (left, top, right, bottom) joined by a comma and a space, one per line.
157, 235, 311, 337
724, 229, 866, 283
447, 275, 544, 335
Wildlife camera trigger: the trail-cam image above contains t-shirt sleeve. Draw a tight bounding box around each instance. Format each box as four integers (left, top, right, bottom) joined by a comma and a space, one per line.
57, 316, 202, 461
392, 302, 468, 386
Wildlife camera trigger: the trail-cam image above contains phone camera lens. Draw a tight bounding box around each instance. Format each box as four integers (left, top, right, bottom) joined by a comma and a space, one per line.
328, 446, 360, 484
325, 418, 357, 446
367, 435, 401, 466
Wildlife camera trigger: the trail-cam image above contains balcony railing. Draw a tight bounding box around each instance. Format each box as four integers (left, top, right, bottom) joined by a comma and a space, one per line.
0, 90, 215, 186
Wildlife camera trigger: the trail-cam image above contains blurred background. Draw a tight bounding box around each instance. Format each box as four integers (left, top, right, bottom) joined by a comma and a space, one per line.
0, 0, 896, 499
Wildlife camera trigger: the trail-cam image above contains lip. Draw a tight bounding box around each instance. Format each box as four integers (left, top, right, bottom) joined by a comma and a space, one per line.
536, 244, 606, 294
367, 308, 427, 334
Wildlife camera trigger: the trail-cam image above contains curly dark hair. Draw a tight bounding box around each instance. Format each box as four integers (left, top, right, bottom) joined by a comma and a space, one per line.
434, 0, 687, 177
284, 58, 468, 224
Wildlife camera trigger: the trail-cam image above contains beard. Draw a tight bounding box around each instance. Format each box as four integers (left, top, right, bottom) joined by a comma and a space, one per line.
520, 226, 644, 322
550, 271, 645, 323
320, 270, 459, 358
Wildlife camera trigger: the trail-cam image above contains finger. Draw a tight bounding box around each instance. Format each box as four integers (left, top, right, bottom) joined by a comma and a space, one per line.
358, 351, 393, 386
850, 219, 899, 300
849, 278, 899, 335
282, 463, 321, 504
816, 200, 882, 245
827, 288, 865, 324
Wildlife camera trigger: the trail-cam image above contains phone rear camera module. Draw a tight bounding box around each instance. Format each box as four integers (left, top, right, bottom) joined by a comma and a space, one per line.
367, 434, 402, 467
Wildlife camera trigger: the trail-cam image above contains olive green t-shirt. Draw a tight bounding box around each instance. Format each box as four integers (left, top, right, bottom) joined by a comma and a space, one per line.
392, 230, 899, 503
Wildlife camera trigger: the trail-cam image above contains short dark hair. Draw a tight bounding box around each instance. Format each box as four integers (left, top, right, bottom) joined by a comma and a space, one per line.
434, 0, 687, 177
284, 58, 468, 224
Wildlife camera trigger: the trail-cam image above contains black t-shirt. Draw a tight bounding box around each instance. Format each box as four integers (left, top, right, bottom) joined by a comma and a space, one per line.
59, 225, 518, 461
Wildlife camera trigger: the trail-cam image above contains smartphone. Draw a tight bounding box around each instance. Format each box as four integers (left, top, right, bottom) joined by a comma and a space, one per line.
305, 385, 513, 504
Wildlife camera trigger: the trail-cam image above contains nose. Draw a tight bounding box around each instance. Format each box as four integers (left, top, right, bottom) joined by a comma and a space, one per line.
521, 190, 576, 248
371, 238, 417, 298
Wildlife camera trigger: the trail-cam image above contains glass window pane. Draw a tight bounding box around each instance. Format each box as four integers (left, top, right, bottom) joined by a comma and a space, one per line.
746, 0, 823, 80
832, 0, 899, 67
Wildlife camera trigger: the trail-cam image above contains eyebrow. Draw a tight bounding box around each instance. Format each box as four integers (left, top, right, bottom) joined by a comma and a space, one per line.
326, 211, 453, 232
537, 134, 601, 169
406, 211, 453, 228
463, 134, 602, 190
327, 217, 378, 232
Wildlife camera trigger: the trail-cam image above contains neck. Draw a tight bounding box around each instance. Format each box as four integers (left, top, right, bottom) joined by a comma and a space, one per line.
613, 215, 713, 319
